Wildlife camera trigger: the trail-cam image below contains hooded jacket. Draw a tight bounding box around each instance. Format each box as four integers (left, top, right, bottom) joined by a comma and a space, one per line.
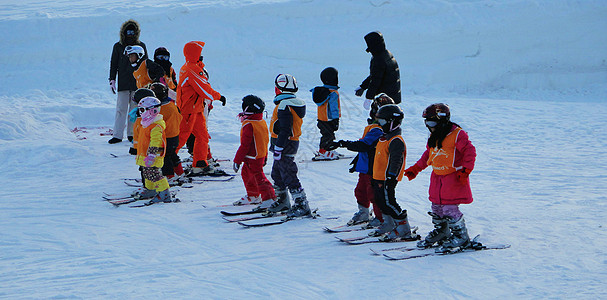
109, 20, 148, 92
269, 93, 306, 156
176, 41, 221, 115
359, 31, 401, 103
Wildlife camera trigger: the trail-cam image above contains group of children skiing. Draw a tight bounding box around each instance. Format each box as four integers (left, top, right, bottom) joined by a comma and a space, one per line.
116, 28, 478, 252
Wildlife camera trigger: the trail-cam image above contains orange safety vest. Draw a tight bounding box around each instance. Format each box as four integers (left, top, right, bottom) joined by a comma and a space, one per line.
160, 102, 182, 138
133, 60, 153, 89
427, 127, 462, 175
373, 135, 406, 181
242, 119, 269, 159
269, 105, 303, 141
317, 89, 340, 121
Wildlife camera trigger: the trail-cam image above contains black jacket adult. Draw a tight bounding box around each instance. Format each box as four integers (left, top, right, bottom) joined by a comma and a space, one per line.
109, 19, 147, 92
359, 31, 401, 104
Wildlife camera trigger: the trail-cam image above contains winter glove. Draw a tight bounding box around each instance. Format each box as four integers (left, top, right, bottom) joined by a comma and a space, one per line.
109, 80, 116, 94
355, 86, 364, 97
219, 95, 227, 106
363, 98, 372, 110
273, 146, 283, 161
326, 140, 343, 151
129, 147, 137, 155
385, 174, 398, 189
404, 164, 423, 181
144, 154, 157, 167
128, 107, 139, 123
233, 162, 241, 173
457, 167, 471, 185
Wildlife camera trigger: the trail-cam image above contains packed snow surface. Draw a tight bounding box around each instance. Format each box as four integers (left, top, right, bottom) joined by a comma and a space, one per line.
1, 0, 606, 298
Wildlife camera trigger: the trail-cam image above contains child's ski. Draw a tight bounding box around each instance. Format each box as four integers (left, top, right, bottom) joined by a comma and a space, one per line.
323, 222, 370, 233
336, 227, 419, 245
222, 212, 285, 223
220, 207, 266, 216
382, 236, 511, 260
237, 209, 321, 228
129, 198, 181, 208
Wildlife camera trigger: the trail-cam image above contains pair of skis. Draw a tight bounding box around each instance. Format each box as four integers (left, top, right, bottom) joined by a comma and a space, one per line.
371, 235, 511, 260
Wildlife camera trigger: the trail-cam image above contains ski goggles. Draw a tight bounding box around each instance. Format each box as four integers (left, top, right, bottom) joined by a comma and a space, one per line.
126, 30, 136, 36
424, 120, 438, 128
156, 55, 170, 61
377, 118, 388, 126
138, 105, 159, 113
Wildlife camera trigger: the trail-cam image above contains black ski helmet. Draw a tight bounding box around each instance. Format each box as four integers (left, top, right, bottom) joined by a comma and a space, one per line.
320, 67, 338, 86
150, 82, 168, 101
242, 94, 265, 114
133, 88, 155, 103
375, 104, 404, 133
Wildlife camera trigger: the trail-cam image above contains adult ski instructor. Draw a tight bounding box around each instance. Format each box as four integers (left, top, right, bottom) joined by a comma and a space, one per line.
108, 19, 148, 144
355, 31, 401, 108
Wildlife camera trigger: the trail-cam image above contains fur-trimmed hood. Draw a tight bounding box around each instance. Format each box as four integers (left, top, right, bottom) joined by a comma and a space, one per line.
119, 19, 141, 46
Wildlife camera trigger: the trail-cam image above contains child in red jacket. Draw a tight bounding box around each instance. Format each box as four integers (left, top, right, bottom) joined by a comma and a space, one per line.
404, 103, 476, 253
232, 95, 276, 208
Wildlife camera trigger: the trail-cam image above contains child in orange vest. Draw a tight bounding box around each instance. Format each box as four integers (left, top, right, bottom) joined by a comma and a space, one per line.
135, 96, 173, 205
150, 82, 185, 184
232, 95, 276, 208
311, 67, 341, 160
404, 103, 476, 253
327, 94, 395, 227
369, 103, 419, 242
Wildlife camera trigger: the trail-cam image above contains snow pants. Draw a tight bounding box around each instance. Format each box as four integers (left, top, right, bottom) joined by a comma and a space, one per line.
355, 173, 383, 221
112, 90, 135, 140
317, 119, 339, 150
271, 155, 302, 191
141, 166, 169, 192
162, 136, 180, 177
371, 179, 403, 219
431, 203, 463, 221
242, 157, 275, 201
177, 112, 209, 167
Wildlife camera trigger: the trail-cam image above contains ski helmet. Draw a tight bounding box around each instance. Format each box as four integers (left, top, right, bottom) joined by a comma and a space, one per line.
242, 94, 265, 114
154, 47, 170, 61
124, 45, 145, 60
138, 96, 161, 126
150, 82, 168, 101
275, 74, 298, 93
375, 104, 404, 133
422, 103, 450, 129
320, 67, 338, 86
133, 88, 155, 103
370, 93, 395, 119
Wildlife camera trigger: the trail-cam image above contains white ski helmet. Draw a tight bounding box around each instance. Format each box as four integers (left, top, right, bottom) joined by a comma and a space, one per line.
138, 96, 161, 126
275, 73, 298, 93
124, 45, 145, 66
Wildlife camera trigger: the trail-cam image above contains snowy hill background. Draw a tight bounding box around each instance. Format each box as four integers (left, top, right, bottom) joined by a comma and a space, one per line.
1, 0, 606, 298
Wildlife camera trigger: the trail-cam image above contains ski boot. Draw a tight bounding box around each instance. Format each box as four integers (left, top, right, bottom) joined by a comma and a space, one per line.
131, 188, 156, 200
379, 211, 420, 242
286, 188, 311, 218
368, 214, 395, 237
262, 187, 290, 216
364, 216, 382, 229
436, 216, 470, 253
233, 195, 262, 206
145, 189, 172, 205
347, 204, 371, 226
417, 212, 450, 248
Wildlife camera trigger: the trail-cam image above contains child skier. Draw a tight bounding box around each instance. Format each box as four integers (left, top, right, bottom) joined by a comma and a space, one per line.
263, 74, 310, 217
124, 45, 165, 89
404, 103, 476, 252
128, 88, 157, 199
135, 96, 173, 205
149, 82, 185, 184
328, 93, 395, 226
232, 95, 276, 207
311, 67, 341, 160
153, 47, 178, 96
369, 103, 419, 241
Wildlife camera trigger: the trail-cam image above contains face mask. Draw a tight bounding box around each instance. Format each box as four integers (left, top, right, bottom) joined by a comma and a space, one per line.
139, 106, 159, 127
